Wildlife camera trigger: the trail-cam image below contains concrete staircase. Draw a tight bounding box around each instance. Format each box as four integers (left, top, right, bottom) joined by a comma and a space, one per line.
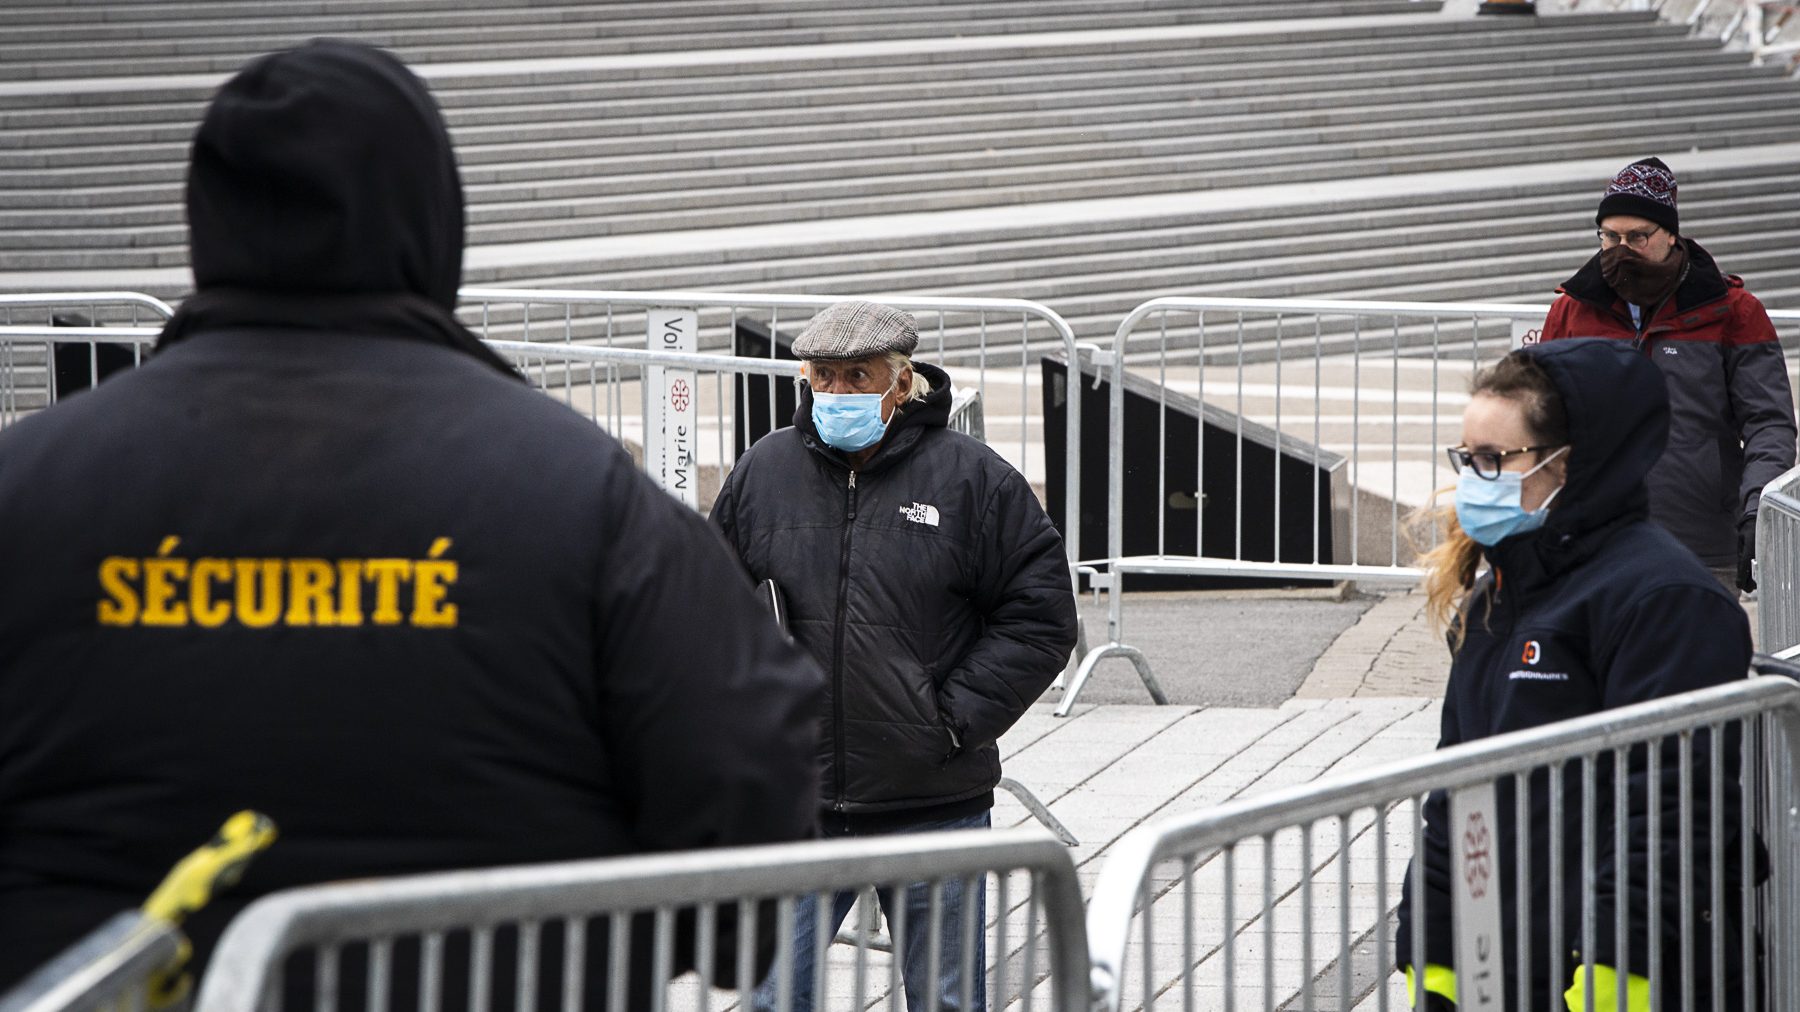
9, 8, 1800, 286
1, 4, 1797, 363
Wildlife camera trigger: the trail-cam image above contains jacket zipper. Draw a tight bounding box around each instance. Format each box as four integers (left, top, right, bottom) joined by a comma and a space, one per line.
830, 469, 858, 812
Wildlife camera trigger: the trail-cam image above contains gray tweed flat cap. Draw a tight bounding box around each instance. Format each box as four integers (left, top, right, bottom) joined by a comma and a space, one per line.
791, 300, 919, 360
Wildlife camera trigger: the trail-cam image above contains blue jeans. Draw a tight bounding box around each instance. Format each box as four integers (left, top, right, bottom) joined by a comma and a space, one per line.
753, 810, 990, 1012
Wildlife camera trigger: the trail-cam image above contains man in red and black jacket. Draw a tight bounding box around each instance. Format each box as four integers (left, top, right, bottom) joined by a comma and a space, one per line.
1540, 156, 1796, 593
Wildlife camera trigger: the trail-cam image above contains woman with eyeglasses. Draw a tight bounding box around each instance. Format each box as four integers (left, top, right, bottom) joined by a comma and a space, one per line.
1395, 339, 1755, 1012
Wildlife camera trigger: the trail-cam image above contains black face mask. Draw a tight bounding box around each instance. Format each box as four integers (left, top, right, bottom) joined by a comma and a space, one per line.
1600, 242, 1686, 308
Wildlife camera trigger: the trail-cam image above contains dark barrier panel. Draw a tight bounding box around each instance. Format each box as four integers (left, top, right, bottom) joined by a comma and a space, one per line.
732, 317, 800, 457
1042, 356, 1343, 590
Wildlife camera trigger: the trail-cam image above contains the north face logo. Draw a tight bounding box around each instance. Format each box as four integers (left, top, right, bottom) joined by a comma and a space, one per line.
899, 502, 940, 527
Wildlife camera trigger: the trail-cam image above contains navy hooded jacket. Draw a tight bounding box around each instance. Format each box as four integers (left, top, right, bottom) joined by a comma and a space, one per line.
0, 42, 821, 998
1395, 339, 1753, 1010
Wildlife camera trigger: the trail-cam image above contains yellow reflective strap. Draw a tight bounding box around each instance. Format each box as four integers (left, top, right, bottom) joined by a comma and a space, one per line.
140, 811, 279, 1010
1563, 964, 1651, 1012
1403, 963, 1457, 1006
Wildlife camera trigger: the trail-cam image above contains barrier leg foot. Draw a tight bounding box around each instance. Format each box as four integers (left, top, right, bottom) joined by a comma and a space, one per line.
1054, 643, 1162, 716
997, 777, 1078, 847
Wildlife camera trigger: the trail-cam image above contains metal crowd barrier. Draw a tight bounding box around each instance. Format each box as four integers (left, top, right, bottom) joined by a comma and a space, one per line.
460, 287, 1089, 565
1084, 671, 1800, 1012
0, 293, 170, 426
1060, 296, 1552, 714
0, 288, 1088, 567
191, 829, 1089, 1012
1757, 464, 1800, 659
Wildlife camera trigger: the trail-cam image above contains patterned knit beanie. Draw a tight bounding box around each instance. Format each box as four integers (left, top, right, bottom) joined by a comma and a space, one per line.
1596, 157, 1678, 235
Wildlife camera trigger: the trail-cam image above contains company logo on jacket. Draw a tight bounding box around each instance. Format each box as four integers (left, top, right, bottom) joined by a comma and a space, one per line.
1509, 640, 1569, 682
899, 502, 940, 527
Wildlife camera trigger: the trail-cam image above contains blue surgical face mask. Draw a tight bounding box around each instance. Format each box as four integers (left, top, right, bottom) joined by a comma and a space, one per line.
1454, 447, 1568, 547
810, 375, 898, 452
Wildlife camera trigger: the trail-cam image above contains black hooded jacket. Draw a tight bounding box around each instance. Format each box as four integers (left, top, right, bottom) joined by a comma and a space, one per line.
0, 42, 821, 994
1395, 339, 1753, 1009
710, 366, 1078, 828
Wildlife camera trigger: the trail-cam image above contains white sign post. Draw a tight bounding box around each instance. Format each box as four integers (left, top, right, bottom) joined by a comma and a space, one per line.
1451, 782, 1506, 1010
645, 308, 699, 509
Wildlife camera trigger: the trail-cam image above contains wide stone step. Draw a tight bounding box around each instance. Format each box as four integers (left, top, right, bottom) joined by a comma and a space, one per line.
0, 2, 1436, 79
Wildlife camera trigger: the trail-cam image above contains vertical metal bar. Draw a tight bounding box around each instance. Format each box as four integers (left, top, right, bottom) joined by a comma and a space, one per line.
1551, 760, 1566, 1012
1265, 832, 1277, 1012
1199, 312, 1207, 559
1650, 740, 1663, 1008
368, 937, 393, 1012
1023, 874, 1039, 1012
1615, 746, 1630, 1012
606, 912, 629, 1012
1430, 318, 1442, 549
1018, 313, 1029, 483
1141, 875, 1154, 1012
1339, 815, 1352, 1008
1390, 317, 1400, 566
517, 920, 540, 1012
1274, 314, 1284, 563
1182, 854, 1196, 1012
420, 931, 444, 1012
652, 908, 674, 1012
892, 883, 909, 1012
316, 944, 339, 1012
994, 874, 1009, 1009
1313, 316, 1322, 563
853, 888, 873, 1011
1411, 798, 1426, 1012
768, 307, 779, 438
813, 892, 831, 1012
1234, 312, 1245, 562
1681, 730, 1695, 1012
1224, 844, 1237, 1012
1741, 718, 1756, 1012
1351, 317, 1362, 566
470, 927, 493, 1012
1301, 825, 1315, 1012
958, 875, 977, 1012
773, 895, 795, 1012
1583, 754, 1598, 1012
566, 916, 590, 1012
737, 899, 757, 1012
1376, 808, 1390, 1012
928, 878, 943, 1012
1158, 314, 1169, 558
1710, 722, 1725, 1012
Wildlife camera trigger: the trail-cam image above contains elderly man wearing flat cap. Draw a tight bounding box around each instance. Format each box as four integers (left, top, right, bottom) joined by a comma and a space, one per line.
712, 300, 1078, 1011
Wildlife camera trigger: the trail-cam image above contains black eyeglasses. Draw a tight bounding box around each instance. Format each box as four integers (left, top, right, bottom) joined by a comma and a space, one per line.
1446, 444, 1561, 480
1596, 226, 1662, 249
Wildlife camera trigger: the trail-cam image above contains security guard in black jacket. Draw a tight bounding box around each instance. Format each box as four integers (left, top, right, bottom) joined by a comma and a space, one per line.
0, 42, 822, 1001
711, 300, 1079, 1011
1396, 339, 1754, 1011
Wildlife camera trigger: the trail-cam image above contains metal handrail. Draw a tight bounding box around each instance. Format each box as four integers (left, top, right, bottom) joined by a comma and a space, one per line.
195, 828, 1090, 1012
0, 292, 174, 319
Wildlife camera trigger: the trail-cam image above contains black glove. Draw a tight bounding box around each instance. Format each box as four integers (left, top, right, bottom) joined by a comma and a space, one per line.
1738, 517, 1757, 593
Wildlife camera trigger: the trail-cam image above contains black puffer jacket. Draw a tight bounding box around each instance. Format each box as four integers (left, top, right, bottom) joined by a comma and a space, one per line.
0, 42, 821, 997
1395, 339, 1754, 1010
711, 366, 1077, 824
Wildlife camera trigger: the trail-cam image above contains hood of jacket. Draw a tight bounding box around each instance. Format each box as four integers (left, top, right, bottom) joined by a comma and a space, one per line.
1487, 337, 1670, 585
1557, 237, 1733, 318
158, 40, 515, 377
792, 361, 954, 472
